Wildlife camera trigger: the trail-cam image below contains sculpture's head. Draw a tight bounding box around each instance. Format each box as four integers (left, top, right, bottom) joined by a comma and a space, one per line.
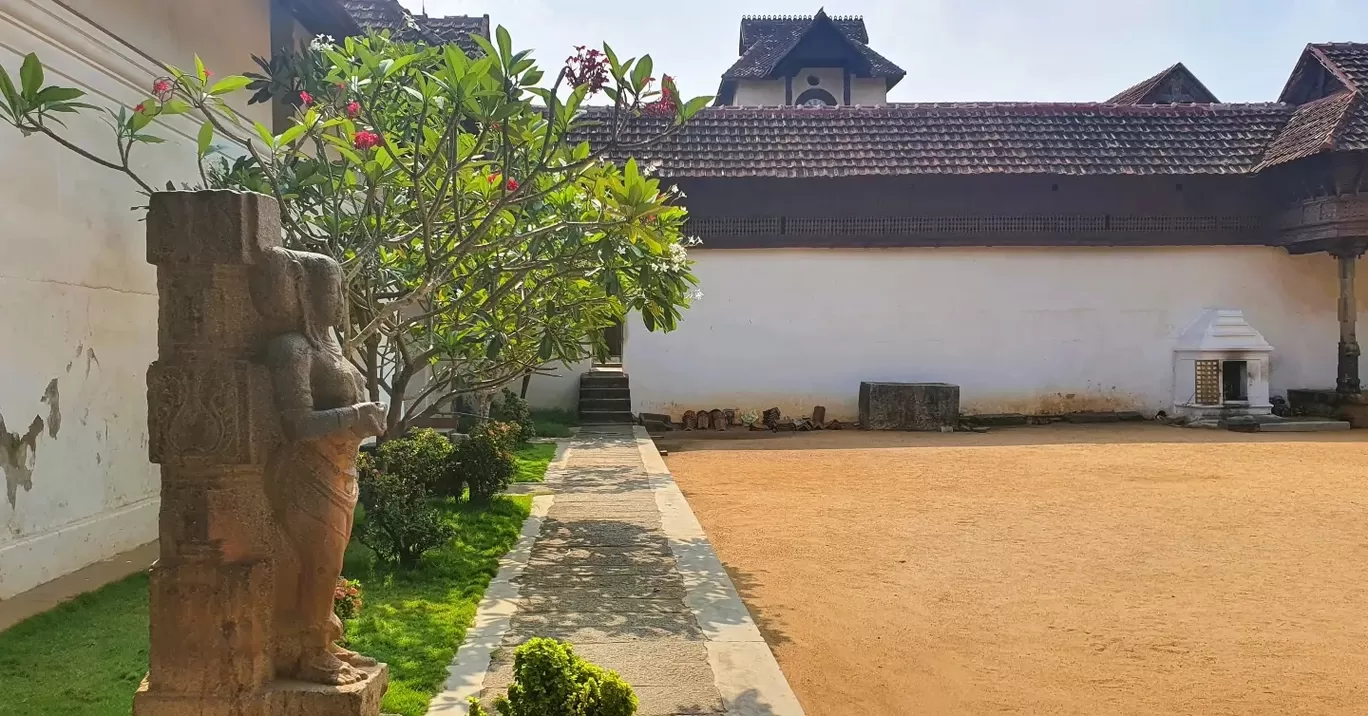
251, 246, 345, 348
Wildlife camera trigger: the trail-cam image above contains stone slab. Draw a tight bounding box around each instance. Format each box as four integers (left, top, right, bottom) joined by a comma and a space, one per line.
1253, 419, 1352, 432
858, 381, 960, 431
963, 412, 1028, 426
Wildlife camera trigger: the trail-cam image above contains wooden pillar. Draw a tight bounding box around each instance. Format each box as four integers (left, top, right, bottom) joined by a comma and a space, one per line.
1335, 247, 1363, 394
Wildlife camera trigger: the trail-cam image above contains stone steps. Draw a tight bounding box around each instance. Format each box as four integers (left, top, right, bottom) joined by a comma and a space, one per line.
580, 371, 634, 425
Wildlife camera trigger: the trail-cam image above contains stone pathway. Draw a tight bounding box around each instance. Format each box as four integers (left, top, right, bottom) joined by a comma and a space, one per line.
431, 425, 803, 715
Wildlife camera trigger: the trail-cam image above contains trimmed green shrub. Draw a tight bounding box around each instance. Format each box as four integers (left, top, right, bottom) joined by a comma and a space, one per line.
474, 638, 637, 716
491, 388, 536, 444
364, 427, 454, 493
356, 451, 456, 569
455, 421, 518, 506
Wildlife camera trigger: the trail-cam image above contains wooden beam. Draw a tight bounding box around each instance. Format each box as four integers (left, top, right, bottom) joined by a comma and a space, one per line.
785, 75, 793, 105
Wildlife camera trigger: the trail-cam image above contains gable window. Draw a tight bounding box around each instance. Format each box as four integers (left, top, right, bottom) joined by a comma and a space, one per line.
795, 88, 838, 107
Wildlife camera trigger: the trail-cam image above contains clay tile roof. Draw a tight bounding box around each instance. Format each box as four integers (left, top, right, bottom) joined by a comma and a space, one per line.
338, 0, 429, 41
1107, 62, 1220, 104
1257, 91, 1359, 169
1313, 43, 1368, 88
1260, 43, 1368, 167
578, 103, 1296, 179
338, 0, 487, 53
723, 11, 904, 82
421, 14, 490, 55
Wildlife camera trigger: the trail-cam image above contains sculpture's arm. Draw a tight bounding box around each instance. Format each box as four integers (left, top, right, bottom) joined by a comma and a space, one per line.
266, 335, 374, 441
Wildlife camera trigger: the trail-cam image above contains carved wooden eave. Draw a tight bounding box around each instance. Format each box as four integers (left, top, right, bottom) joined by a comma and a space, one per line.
1277, 195, 1368, 251
1268, 152, 1368, 252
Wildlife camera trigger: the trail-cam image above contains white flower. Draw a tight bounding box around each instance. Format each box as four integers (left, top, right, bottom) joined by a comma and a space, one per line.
686, 287, 704, 301
310, 35, 336, 52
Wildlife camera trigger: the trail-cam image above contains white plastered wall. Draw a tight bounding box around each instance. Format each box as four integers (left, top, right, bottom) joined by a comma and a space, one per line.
523, 358, 595, 412
0, 0, 274, 598
850, 77, 888, 105
732, 79, 786, 106
624, 246, 1366, 422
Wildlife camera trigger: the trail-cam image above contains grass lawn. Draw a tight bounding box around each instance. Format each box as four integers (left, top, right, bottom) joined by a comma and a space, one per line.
0, 574, 149, 716
531, 408, 578, 439
343, 495, 531, 716
0, 496, 532, 716
513, 442, 557, 483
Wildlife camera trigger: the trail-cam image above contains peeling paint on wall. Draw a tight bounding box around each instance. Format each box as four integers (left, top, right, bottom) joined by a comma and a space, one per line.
42, 378, 61, 438
1, 413, 45, 508
1, 378, 60, 508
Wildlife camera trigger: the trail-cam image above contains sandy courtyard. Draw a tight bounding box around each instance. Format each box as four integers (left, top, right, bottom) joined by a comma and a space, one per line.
663, 425, 1368, 716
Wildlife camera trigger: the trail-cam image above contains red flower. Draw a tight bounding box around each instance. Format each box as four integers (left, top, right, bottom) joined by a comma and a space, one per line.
506, 178, 520, 192
204, 69, 213, 78
134, 103, 146, 113
490, 121, 501, 131
353, 130, 380, 149
643, 76, 678, 118
488, 173, 500, 183
565, 45, 609, 94
299, 91, 314, 106
152, 78, 174, 101
347, 101, 361, 117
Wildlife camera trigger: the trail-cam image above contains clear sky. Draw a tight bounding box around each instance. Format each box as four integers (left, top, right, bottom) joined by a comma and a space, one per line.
399, 0, 1368, 104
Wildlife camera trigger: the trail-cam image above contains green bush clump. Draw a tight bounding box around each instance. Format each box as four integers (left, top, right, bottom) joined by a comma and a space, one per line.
455, 421, 518, 506
356, 443, 456, 569
491, 388, 536, 445
467, 638, 637, 716
364, 427, 453, 492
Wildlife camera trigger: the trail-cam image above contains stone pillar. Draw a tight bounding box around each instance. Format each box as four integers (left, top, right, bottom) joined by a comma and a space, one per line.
134, 191, 386, 716
1334, 247, 1362, 395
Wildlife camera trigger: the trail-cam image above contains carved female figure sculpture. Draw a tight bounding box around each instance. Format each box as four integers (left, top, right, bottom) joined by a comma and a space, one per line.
252, 246, 386, 686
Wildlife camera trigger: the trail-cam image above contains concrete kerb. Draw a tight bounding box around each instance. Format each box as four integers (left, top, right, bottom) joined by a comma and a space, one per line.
428, 494, 554, 714
632, 426, 806, 716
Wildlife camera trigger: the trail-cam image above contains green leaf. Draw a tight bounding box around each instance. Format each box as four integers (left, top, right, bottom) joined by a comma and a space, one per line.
132, 134, 165, 144
624, 157, 639, 184
471, 34, 498, 63
253, 121, 275, 149
194, 55, 207, 82
129, 109, 155, 131
161, 99, 193, 115
19, 54, 43, 100
682, 95, 712, 120
0, 65, 22, 114
382, 54, 419, 79
33, 86, 84, 105
631, 55, 652, 92
196, 121, 214, 158
602, 44, 620, 74
277, 123, 309, 147
485, 333, 505, 360
208, 75, 252, 95
520, 68, 543, 87
495, 25, 512, 62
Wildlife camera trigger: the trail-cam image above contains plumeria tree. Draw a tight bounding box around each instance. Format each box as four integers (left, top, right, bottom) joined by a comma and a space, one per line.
0, 30, 708, 438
